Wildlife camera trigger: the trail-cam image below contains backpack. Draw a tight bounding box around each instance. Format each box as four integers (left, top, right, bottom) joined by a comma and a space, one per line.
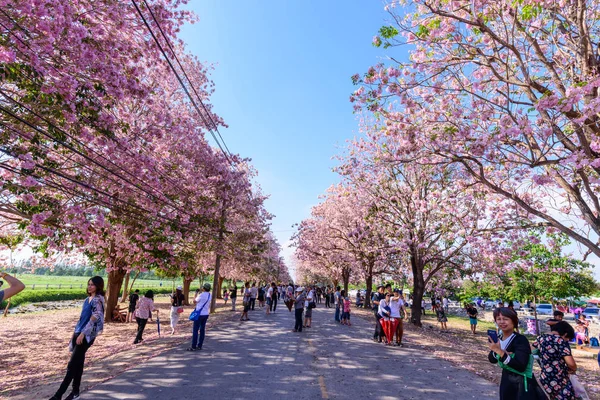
590, 337, 599, 347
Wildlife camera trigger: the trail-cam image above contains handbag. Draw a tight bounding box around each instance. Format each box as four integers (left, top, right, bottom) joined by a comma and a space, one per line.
309, 301, 316, 309
176, 307, 184, 314
189, 295, 210, 321
570, 374, 590, 400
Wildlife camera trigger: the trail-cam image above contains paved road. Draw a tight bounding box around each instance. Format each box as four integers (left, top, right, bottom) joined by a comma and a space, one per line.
82, 305, 496, 399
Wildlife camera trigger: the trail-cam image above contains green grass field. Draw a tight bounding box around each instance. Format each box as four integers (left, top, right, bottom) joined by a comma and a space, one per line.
9, 274, 186, 291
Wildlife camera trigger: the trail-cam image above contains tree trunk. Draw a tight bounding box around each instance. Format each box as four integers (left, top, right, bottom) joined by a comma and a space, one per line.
183, 277, 193, 306
364, 274, 373, 309
410, 251, 425, 327
120, 271, 131, 303
105, 268, 126, 322
210, 205, 226, 314
217, 275, 224, 299
342, 268, 350, 296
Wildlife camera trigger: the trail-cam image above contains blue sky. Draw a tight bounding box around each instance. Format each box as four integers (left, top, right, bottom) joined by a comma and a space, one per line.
180, 1, 396, 277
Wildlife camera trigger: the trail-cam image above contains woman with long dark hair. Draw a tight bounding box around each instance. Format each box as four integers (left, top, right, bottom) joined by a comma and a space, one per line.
50, 276, 105, 400
487, 307, 542, 399
170, 286, 185, 335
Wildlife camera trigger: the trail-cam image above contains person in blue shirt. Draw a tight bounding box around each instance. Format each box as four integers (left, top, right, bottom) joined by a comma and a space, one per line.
50, 276, 105, 400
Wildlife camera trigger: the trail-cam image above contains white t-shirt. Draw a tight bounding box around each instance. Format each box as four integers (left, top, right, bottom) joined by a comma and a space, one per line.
267, 287, 273, 299
306, 291, 314, 307
378, 299, 390, 318
389, 298, 404, 318
334, 291, 340, 305
250, 287, 258, 298
195, 292, 211, 316
443, 298, 448, 307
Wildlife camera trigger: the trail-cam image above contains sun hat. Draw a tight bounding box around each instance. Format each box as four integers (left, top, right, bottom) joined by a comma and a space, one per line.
203, 283, 211, 291
176, 286, 183, 290
295, 287, 303, 292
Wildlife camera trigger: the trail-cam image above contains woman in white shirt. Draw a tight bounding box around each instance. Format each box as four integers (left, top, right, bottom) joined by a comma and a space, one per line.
389, 289, 407, 346
188, 283, 211, 351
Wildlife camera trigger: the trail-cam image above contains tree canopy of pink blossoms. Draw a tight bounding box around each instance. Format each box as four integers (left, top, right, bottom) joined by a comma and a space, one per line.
0, 0, 285, 317
352, 0, 600, 258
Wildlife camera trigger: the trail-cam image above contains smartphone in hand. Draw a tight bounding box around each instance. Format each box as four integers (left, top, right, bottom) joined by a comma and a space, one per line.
487, 329, 499, 343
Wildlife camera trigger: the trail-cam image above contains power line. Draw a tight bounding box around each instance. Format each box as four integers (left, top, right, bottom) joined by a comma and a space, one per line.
140, 0, 235, 159
131, 0, 234, 166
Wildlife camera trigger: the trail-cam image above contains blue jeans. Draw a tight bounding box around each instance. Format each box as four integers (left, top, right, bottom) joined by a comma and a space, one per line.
335, 305, 341, 322
192, 315, 209, 349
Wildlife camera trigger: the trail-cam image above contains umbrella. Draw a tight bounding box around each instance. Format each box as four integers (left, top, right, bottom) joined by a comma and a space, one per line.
390, 318, 400, 342
156, 311, 161, 338
379, 318, 390, 343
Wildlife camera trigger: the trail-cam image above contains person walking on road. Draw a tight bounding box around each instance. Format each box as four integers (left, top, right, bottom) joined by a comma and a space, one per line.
241, 282, 251, 321
341, 290, 352, 326
389, 289, 406, 346
266, 283, 273, 315
372, 285, 385, 343
325, 285, 331, 308
230, 284, 237, 311
250, 283, 258, 310
188, 283, 211, 351
170, 286, 185, 335
304, 286, 314, 328
334, 286, 342, 322
270, 282, 278, 313
134, 290, 157, 344
50, 276, 105, 400
257, 285, 265, 309
293, 287, 306, 332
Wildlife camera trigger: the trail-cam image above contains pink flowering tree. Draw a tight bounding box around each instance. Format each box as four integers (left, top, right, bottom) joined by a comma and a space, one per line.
352, 0, 600, 258
334, 133, 534, 325
295, 184, 393, 306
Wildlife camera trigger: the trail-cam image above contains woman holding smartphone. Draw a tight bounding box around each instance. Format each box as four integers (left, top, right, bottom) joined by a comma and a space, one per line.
487, 307, 540, 399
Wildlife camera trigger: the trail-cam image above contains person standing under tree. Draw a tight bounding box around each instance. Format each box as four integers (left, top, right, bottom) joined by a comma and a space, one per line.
169, 286, 185, 335
49, 276, 105, 400
230, 284, 237, 311
334, 286, 342, 322
270, 282, 278, 313
250, 282, 258, 311
240, 282, 251, 321
188, 283, 211, 351
127, 289, 140, 323
293, 287, 306, 332
466, 303, 478, 334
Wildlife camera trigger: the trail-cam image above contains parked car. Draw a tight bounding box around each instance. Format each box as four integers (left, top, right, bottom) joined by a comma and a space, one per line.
582, 307, 600, 322
510, 300, 521, 309
535, 303, 553, 315
484, 300, 497, 309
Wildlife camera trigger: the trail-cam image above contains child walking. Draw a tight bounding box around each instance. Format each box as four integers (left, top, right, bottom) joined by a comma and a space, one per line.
223, 289, 229, 305
341, 292, 352, 326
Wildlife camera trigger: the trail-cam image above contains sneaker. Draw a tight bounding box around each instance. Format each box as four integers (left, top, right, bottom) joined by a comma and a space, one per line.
64, 393, 80, 400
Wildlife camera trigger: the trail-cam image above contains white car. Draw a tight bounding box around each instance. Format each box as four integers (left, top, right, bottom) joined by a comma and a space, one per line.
535, 304, 553, 315
582, 307, 600, 322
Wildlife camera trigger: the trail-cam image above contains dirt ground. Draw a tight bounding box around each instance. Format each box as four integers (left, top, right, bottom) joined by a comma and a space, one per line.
0, 296, 239, 400
352, 306, 600, 400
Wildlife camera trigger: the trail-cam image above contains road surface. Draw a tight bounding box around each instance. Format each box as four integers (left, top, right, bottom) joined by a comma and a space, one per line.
82, 304, 497, 399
